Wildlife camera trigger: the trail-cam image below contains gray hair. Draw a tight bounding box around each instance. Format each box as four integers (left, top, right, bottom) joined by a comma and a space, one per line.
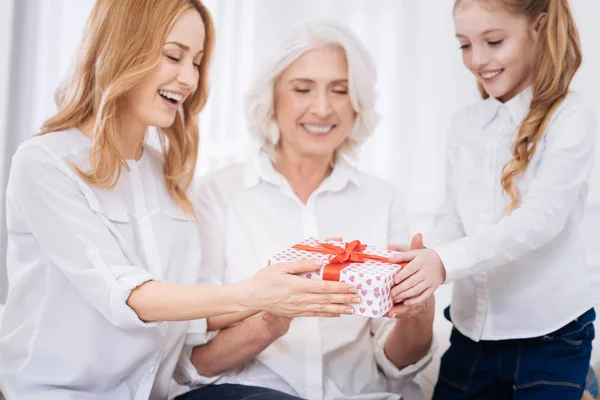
246, 20, 380, 161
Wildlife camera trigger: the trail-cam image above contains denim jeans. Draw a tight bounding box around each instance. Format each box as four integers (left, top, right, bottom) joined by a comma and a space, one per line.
176, 384, 303, 400
433, 307, 595, 399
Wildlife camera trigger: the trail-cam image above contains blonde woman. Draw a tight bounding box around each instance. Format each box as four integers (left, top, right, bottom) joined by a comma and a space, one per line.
181, 21, 435, 400
0, 2, 358, 399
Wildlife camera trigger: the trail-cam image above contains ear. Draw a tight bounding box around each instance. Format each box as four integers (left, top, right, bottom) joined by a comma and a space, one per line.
531, 12, 547, 39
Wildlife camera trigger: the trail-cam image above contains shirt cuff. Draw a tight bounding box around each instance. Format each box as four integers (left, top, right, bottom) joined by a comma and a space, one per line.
173, 345, 222, 387
433, 239, 470, 283
374, 334, 437, 381
111, 269, 159, 328
86, 246, 159, 329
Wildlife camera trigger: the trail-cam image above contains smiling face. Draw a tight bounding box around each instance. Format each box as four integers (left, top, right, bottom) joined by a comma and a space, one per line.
124, 8, 206, 130
274, 45, 356, 160
454, 0, 540, 102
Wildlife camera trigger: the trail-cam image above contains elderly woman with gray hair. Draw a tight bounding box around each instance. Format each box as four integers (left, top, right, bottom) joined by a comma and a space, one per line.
177, 21, 436, 400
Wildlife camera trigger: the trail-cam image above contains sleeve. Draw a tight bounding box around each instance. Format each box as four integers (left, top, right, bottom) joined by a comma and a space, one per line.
434, 105, 597, 283
173, 177, 228, 386
424, 116, 466, 248
370, 318, 437, 382
6, 144, 157, 329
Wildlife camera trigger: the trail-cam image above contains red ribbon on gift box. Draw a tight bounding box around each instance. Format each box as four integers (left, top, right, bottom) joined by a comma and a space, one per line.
292, 240, 404, 281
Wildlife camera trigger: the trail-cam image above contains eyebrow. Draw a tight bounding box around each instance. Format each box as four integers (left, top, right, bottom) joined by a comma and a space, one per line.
456, 28, 506, 38
164, 41, 204, 55
289, 78, 349, 84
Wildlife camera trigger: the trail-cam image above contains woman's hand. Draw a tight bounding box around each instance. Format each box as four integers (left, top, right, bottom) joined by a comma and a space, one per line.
239, 258, 360, 318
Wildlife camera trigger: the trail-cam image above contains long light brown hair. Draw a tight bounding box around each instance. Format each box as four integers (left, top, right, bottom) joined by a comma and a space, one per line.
40, 0, 215, 214
455, 0, 581, 211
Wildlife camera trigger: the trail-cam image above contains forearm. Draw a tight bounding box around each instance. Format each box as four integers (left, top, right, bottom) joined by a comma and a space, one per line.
383, 304, 434, 369
190, 316, 277, 377
127, 280, 250, 322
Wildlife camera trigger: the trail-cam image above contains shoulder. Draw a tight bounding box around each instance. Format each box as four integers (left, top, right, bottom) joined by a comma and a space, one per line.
544, 92, 597, 143
193, 161, 247, 207
450, 99, 488, 129
198, 162, 247, 192
551, 92, 596, 122
352, 168, 403, 207
12, 129, 90, 173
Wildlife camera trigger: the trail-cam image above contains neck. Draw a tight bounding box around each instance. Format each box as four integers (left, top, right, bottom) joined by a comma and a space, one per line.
274, 146, 334, 204
78, 113, 147, 160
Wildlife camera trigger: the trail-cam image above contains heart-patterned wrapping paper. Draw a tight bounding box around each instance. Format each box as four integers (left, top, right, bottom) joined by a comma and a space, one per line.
268, 238, 403, 318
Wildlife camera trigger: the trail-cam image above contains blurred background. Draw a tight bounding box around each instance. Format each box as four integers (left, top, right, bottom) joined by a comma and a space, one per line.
0, 0, 599, 316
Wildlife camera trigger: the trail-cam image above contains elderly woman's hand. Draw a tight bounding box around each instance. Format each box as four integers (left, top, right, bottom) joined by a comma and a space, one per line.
261, 312, 293, 339
241, 258, 360, 318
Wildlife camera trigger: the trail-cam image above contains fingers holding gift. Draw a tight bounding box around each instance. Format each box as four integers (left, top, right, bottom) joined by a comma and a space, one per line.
392, 279, 428, 303
403, 288, 435, 306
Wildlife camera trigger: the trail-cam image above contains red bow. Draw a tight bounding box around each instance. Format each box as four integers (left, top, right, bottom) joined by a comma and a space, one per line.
293, 240, 394, 281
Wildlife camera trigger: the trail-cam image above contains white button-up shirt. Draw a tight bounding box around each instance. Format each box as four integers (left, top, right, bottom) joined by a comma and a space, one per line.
192, 150, 435, 400
0, 129, 204, 400
427, 90, 597, 341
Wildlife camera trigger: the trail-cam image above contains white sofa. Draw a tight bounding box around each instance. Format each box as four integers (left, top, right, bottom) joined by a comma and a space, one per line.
418, 285, 600, 399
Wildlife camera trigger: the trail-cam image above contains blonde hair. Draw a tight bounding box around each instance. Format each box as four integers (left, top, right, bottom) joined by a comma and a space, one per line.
246, 20, 379, 161
455, 0, 582, 211
40, 0, 215, 214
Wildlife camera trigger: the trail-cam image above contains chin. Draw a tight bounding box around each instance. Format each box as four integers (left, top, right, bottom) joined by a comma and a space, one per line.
153, 116, 178, 128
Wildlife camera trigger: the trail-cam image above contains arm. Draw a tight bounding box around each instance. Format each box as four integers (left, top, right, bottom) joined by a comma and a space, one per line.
381, 296, 435, 370
8, 144, 358, 328
392, 105, 597, 303
435, 105, 597, 282
206, 310, 260, 331
381, 231, 435, 371
191, 313, 291, 377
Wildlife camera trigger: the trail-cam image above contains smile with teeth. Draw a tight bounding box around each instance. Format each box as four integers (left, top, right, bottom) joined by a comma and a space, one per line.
158, 89, 184, 104
302, 124, 334, 134
481, 69, 503, 80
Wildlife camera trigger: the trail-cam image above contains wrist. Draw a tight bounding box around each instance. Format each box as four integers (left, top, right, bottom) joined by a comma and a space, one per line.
227, 281, 252, 312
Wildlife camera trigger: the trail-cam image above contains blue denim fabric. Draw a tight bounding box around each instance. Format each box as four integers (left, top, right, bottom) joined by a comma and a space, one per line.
176, 384, 303, 400
433, 307, 595, 400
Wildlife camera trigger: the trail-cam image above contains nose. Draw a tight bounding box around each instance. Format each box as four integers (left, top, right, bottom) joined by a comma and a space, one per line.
177, 61, 198, 91
311, 90, 332, 119
470, 46, 489, 70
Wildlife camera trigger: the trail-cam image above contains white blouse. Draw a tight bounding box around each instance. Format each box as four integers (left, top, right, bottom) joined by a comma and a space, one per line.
427, 90, 597, 341
192, 150, 435, 400
0, 129, 204, 400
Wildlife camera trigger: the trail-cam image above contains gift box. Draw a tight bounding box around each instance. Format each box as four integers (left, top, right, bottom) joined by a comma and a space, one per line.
268, 238, 404, 318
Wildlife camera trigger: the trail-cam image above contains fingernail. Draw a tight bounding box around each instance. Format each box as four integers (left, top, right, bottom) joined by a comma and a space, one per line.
348, 287, 357, 294
352, 297, 362, 304
345, 307, 354, 314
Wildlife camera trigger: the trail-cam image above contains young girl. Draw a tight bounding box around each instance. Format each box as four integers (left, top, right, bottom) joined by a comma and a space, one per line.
390, 0, 596, 398
0, 1, 358, 398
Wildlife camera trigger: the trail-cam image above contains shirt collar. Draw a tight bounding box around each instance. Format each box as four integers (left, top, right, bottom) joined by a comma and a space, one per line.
243, 148, 361, 193
480, 87, 532, 127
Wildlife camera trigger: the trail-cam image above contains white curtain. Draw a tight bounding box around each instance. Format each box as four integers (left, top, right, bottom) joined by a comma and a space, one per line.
1, 0, 600, 302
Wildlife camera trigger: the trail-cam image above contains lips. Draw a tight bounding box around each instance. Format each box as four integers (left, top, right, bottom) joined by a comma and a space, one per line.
301, 123, 335, 136
480, 69, 504, 82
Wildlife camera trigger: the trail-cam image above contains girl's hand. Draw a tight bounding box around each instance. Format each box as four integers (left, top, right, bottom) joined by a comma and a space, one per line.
388, 249, 446, 306
240, 259, 359, 318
